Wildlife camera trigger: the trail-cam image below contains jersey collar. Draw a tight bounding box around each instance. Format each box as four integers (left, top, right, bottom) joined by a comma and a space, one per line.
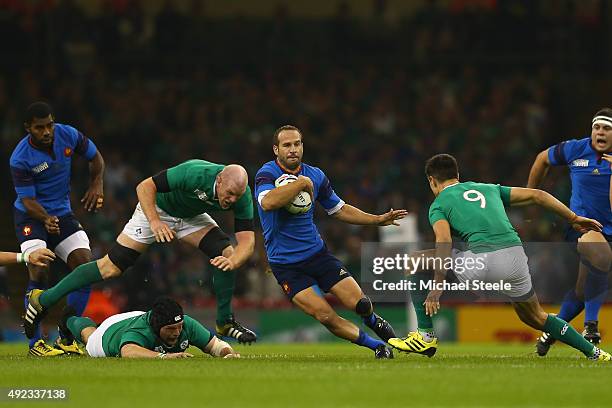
275, 159, 301, 175
28, 135, 55, 154
212, 180, 218, 201
441, 182, 460, 192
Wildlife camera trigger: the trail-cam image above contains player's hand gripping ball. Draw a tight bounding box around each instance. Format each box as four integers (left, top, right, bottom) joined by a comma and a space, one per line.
275, 174, 312, 214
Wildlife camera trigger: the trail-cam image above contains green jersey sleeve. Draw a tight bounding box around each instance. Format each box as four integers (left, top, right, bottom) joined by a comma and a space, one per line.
428, 201, 447, 226
165, 161, 200, 192
498, 185, 512, 207
233, 185, 254, 220
183, 315, 214, 351
118, 330, 153, 353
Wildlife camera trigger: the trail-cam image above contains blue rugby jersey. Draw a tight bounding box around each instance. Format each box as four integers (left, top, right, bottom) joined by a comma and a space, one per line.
548, 137, 612, 234
255, 160, 345, 264
10, 123, 98, 216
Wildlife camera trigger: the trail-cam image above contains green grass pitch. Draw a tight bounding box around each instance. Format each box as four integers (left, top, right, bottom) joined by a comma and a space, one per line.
0, 342, 610, 408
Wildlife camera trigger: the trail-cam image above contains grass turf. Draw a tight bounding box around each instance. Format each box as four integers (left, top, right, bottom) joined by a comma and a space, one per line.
0, 342, 610, 408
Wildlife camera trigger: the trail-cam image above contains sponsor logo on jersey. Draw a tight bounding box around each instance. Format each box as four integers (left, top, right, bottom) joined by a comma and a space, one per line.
23, 225, 32, 236
561, 324, 568, 336
64, 147, 73, 157
31, 162, 49, 174
592, 168, 600, 175
194, 189, 208, 201
174, 315, 181, 322
135, 227, 142, 236
180, 340, 189, 350
571, 159, 589, 167
339, 268, 348, 276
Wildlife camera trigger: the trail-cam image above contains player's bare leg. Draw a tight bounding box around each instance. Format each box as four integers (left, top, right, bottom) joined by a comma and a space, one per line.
329, 277, 397, 341
182, 226, 257, 344
24, 234, 146, 338
513, 294, 610, 361
293, 287, 393, 358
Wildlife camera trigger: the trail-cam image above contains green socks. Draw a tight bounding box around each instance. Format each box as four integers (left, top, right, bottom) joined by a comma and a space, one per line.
544, 314, 595, 357
66, 316, 96, 344
212, 267, 236, 325
411, 273, 434, 331
40, 261, 103, 308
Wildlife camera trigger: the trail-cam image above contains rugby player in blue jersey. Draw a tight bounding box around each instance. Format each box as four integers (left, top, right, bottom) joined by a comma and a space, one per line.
10, 102, 105, 356
528, 108, 612, 355
255, 125, 407, 358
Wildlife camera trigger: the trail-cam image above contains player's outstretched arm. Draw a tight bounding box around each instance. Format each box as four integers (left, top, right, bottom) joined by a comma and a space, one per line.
424, 220, 453, 316
332, 204, 408, 226
0, 250, 54, 266
526, 149, 551, 188
260, 176, 314, 211
136, 177, 175, 243
203, 336, 240, 358
120, 343, 193, 359
509, 187, 603, 233
211, 231, 255, 271
81, 151, 105, 212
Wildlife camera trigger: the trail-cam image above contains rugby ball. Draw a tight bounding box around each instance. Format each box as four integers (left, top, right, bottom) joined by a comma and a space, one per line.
274, 174, 312, 214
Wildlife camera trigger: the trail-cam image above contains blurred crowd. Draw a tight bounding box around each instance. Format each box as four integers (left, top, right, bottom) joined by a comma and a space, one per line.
0, 0, 609, 307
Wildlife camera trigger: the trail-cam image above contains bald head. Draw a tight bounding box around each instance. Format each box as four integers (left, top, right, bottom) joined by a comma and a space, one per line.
216, 164, 249, 209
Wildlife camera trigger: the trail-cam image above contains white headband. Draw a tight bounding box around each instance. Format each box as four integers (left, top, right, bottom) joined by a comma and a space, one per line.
592, 115, 612, 128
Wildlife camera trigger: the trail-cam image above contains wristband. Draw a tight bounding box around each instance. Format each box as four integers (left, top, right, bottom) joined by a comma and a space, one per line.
17, 252, 29, 264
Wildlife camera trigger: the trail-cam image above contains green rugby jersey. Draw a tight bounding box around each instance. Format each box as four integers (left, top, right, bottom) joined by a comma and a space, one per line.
428, 181, 521, 253
101, 311, 213, 357
156, 159, 253, 221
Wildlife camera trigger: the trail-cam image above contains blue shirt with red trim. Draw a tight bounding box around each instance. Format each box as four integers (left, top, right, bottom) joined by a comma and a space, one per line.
10, 123, 98, 216
255, 160, 344, 264
548, 136, 612, 234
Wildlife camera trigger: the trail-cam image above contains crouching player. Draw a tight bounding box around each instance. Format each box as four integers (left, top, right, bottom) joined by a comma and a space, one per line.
389, 154, 612, 361
58, 297, 239, 359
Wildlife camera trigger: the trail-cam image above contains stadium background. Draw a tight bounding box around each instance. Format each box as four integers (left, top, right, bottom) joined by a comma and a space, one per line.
0, 0, 610, 343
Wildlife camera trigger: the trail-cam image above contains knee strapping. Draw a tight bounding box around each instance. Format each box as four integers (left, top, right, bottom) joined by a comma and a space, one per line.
355, 297, 373, 317
198, 227, 231, 258
107, 243, 141, 272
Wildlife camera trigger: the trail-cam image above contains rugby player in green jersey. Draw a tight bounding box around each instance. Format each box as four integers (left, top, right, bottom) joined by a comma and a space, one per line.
389, 154, 612, 361
24, 160, 257, 344
57, 297, 239, 358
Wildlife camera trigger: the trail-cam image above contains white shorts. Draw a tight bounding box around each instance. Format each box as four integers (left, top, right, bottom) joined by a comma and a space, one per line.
86, 311, 146, 357
121, 203, 218, 244
452, 245, 533, 299
20, 231, 90, 264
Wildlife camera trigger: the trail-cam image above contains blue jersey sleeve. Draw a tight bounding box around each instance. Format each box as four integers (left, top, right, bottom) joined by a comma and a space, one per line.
548, 139, 582, 166
65, 125, 98, 160
9, 158, 36, 199
254, 167, 276, 207
315, 169, 344, 215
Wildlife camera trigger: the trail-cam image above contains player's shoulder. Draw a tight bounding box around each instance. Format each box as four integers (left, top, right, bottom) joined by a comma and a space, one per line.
256, 160, 280, 176
301, 162, 326, 180
556, 136, 591, 152
54, 123, 79, 140
9, 136, 31, 164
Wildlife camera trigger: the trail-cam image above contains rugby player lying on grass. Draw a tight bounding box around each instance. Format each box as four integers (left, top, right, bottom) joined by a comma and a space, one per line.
57, 296, 239, 359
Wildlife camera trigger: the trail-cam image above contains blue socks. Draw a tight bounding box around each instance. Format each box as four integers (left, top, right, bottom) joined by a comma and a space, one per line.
584, 267, 608, 322
66, 285, 91, 316
353, 329, 385, 351
25, 281, 45, 348
362, 313, 377, 328
557, 289, 584, 323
